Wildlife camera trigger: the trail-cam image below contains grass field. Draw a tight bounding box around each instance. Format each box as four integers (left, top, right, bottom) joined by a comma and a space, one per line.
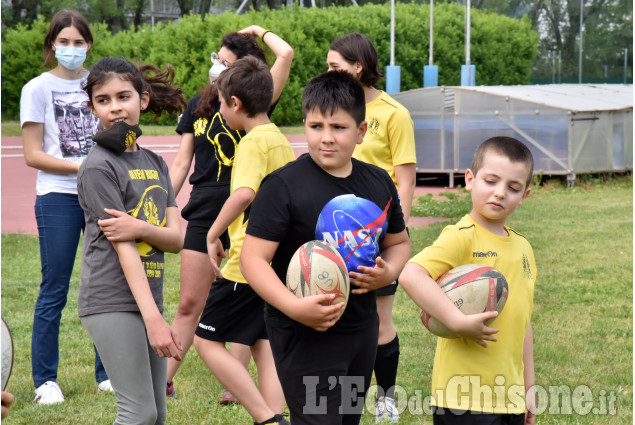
1, 176, 632, 424
1, 121, 305, 137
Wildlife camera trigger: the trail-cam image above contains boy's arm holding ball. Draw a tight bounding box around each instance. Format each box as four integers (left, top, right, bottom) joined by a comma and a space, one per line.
399, 262, 499, 347
241, 235, 345, 332
349, 229, 411, 294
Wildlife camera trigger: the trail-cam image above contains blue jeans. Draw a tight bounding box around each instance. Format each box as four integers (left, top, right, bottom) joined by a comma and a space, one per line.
32, 192, 108, 387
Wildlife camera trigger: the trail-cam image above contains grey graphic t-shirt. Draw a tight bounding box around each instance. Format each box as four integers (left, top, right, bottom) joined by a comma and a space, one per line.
77, 144, 177, 316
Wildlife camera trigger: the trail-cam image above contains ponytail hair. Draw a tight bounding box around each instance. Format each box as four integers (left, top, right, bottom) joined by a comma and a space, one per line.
195, 32, 268, 119
83, 57, 186, 118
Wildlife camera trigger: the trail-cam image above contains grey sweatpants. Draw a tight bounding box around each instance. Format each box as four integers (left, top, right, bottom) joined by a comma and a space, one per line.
81, 311, 168, 425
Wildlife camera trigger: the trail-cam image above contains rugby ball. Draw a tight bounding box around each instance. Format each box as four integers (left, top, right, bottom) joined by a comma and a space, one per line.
286, 240, 350, 310
421, 264, 508, 338
1, 316, 14, 390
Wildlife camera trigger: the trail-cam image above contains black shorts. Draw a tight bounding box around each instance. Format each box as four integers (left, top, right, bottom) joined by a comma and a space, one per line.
195, 278, 267, 345
267, 315, 379, 425
181, 184, 230, 253
376, 279, 399, 297
183, 220, 229, 253
433, 407, 525, 425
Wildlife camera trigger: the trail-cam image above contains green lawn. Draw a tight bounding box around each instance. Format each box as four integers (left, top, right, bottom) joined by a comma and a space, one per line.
1, 177, 632, 424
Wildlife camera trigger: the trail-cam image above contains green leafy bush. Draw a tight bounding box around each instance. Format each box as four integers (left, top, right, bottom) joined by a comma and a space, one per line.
2, 4, 537, 125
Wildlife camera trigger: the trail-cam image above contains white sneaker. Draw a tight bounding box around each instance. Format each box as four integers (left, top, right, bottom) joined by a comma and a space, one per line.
34, 381, 65, 405
97, 379, 114, 393
376, 396, 399, 423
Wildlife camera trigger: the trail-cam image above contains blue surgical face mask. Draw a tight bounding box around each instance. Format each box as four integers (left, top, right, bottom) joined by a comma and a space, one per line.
208, 52, 228, 84
55, 45, 87, 70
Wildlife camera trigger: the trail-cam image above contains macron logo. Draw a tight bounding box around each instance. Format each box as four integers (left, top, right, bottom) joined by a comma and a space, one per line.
198, 323, 216, 332
472, 251, 498, 258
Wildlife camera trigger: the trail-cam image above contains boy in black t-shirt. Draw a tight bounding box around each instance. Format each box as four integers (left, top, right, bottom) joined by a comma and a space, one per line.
241, 71, 411, 425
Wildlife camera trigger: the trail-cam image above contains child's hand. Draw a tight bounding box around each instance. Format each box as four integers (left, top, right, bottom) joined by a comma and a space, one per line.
349, 256, 392, 294
99, 208, 143, 241
145, 316, 183, 361
451, 311, 500, 348
1, 391, 14, 419
292, 294, 346, 332
206, 237, 226, 278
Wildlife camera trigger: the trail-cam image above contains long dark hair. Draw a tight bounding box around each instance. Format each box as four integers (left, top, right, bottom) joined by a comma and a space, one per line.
195, 32, 268, 119
43, 9, 93, 68
329, 33, 383, 87
83, 57, 186, 118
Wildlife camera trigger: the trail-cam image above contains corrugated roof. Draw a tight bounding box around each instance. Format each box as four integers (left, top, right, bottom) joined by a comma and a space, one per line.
454, 84, 633, 112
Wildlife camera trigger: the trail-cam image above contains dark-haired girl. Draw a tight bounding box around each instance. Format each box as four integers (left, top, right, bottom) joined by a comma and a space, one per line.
19, 9, 111, 404
77, 57, 186, 425
166, 25, 293, 401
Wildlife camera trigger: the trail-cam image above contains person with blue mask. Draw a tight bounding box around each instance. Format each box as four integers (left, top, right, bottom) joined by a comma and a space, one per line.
20, 9, 112, 405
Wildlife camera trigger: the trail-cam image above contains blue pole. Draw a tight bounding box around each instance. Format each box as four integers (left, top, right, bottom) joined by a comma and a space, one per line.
386, 65, 401, 94
424, 65, 438, 87
460, 65, 475, 86
461, 0, 475, 86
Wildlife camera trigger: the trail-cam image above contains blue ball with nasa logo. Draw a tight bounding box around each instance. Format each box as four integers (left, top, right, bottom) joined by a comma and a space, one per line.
315, 194, 388, 274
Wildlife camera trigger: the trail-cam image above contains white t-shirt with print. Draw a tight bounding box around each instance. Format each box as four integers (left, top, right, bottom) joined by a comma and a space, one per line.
20, 72, 100, 195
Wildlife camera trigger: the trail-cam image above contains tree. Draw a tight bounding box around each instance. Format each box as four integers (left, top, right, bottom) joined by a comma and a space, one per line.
177, 0, 194, 15
133, 0, 146, 28
530, 0, 632, 82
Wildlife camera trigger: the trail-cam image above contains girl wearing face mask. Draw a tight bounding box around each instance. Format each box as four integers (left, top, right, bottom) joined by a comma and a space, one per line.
78, 56, 186, 425
166, 25, 293, 402
19, 9, 112, 405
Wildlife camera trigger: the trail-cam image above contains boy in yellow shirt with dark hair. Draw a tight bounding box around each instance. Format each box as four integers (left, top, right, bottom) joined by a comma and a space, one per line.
193, 55, 295, 425
400, 136, 537, 425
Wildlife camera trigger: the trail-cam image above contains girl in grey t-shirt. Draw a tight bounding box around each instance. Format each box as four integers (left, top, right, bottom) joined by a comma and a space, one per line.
77, 57, 185, 425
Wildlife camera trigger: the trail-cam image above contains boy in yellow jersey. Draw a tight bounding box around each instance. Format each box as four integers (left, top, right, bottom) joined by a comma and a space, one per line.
193, 56, 295, 425
400, 137, 537, 425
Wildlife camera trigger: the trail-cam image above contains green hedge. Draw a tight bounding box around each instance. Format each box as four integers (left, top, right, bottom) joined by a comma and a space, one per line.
2, 3, 537, 125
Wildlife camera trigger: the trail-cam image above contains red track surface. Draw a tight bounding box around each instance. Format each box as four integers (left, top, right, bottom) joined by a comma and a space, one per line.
1, 134, 450, 235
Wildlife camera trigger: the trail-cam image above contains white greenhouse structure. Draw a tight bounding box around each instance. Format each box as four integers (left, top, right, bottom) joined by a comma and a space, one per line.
392, 84, 633, 186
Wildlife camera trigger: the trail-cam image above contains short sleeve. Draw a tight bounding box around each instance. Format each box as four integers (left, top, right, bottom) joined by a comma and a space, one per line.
409, 226, 468, 280
383, 171, 406, 234
246, 174, 291, 242
20, 79, 46, 125
78, 167, 126, 221
161, 158, 178, 209
232, 139, 267, 192
175, 96, 199, 135
387, 108, 416, 166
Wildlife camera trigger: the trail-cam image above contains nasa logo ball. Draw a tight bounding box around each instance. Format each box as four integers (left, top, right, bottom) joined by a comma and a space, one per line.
286, 240, 350, 310
1, 316, 14, 390
421, 264, 508, 338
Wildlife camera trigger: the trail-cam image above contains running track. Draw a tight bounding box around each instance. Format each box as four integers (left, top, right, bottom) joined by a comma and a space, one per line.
1, 135, 447, 235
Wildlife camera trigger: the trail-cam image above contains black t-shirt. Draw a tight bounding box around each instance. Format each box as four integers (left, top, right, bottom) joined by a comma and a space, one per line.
176, 94, 243, 188
176, 95, 278, 222
247, 154, 405, 332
